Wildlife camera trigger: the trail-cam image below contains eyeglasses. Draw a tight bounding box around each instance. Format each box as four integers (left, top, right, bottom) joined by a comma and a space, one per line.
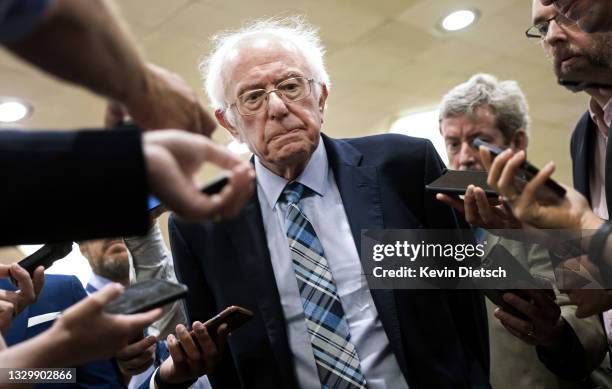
229, 77, 314, 116
525, 12, 577, 39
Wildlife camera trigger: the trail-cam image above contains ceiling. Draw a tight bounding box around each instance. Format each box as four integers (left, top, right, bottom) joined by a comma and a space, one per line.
0, 0, 589, 193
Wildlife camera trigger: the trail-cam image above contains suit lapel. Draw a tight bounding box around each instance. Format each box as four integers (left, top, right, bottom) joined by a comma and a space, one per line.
573, 113, 594, 199
323, 134, 409, 379
224, 194, 297, 388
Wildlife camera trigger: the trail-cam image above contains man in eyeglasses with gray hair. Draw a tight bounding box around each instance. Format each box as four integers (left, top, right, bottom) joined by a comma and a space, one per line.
164, 16, 490, 389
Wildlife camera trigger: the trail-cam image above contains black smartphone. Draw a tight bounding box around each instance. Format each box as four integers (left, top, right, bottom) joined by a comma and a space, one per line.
483, 289, 532, 321
473, 138, 566, 198
15, 242, 73, 277
186, 305, 254, 350
478, 244, 553, 322
103, 279, 188, 315
148, 175, 230, 212
203, 305, 254, 335
558, 78, 612, 93
426, 170, 497, 198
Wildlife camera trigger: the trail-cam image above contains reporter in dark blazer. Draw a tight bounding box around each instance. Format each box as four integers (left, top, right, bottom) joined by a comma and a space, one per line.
533, 112, 612, 386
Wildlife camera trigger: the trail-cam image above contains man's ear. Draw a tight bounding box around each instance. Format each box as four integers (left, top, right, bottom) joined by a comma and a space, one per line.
215, 109, 240, 140
510, 128, 528, 152
318, 84, 328, 114
78, 244, 89, 259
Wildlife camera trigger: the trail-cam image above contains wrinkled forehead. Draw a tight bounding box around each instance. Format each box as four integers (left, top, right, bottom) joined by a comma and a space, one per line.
221, 36, 310, 93
532, 0, 555, 24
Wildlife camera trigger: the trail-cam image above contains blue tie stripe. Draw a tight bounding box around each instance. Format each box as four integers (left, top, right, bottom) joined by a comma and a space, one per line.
293, 262, 338, 299
302, 300, 349, 334
281, 181, 367, 389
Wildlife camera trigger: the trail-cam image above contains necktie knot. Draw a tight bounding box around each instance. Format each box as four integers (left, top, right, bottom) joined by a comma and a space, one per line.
281, 181, 305, 205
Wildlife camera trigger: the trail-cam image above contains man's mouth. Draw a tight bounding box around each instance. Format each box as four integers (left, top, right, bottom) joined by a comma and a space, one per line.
270, 127, 303, 142
556, 52, 582, 69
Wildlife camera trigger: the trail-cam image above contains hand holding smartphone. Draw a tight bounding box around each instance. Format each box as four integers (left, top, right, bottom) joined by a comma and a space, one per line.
473, 138, 566, 198
11, 242, 72, 286
183, 305, 254, 351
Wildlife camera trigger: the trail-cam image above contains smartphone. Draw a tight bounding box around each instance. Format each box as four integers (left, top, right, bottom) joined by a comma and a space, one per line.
558, 78, 612, 93
203, 305, 253, 335
472, 138, 566, 198
478, 244, 553, 322
15, 242, 73, 277
148, 175, 230, 212
426, 170, 497, 198
187, 305, 254, 347
483, 289, 532, 321
103, 279, 188, 315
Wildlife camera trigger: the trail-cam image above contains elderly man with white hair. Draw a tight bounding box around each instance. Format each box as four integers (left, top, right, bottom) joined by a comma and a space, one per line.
163, 17, 489, 389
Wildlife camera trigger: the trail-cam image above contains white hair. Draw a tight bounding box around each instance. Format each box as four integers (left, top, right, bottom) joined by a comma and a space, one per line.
439, 73, 530, 142
200, 16, 331, 119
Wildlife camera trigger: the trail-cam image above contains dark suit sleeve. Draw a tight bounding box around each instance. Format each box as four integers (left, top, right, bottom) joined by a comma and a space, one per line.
0, 128, 149, 245
536, 318, 595, 380
168, 215, 241, 389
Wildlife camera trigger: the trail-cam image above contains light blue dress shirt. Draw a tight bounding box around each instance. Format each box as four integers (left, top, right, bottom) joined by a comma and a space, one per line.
255, 137, 409, 389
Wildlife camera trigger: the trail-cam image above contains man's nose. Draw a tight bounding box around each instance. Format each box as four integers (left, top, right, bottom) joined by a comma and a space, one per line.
267, 91, 289, 120
544, 18, 568, 45
459, 142, 479, 169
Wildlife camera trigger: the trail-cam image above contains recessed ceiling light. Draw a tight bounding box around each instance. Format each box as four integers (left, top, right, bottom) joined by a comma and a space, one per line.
441, 10, 478, 32
0, 99, 32, 123
227, 140, 250, 155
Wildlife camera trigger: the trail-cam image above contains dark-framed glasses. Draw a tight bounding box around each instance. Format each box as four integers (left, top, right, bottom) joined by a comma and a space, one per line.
230, 76, 314, 116
525, 12, 577, 39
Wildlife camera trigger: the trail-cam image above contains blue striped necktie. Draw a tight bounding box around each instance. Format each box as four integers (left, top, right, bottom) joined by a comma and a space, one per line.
280, 181, 368, 389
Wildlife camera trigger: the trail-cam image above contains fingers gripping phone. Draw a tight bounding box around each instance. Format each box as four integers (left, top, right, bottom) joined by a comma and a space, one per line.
11, 242, 73, 286
478, 244, 553, 322
473, 138, 566, 198
103, 279, 188, 315
186, 306, 254, 349
202, 305, 254, 336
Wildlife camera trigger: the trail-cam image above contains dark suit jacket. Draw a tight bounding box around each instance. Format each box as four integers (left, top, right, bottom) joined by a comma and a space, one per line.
571, 111, 596, 198
0, 274, 125, 388
0, 127, 149, 245
169, 134, 490, 389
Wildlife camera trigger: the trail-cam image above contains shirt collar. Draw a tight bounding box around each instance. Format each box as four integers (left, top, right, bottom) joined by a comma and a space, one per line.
255, 136, 328, 209
87, 273, 113, 292
589, 97, 612, 136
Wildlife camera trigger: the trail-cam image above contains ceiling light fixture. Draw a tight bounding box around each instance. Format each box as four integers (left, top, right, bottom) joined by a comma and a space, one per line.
0, 99, 32, 123
441, 10, 478, 32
